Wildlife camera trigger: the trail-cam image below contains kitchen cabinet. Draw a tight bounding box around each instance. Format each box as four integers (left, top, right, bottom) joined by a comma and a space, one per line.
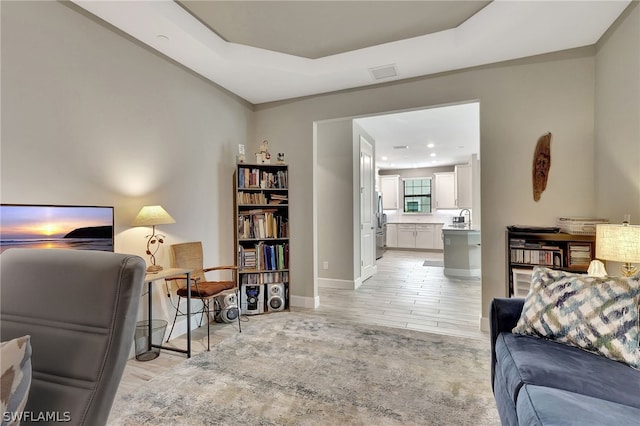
397, 224, 415, 248
415, 224, 434, 249
391, 223, 442, 250
380, 175, 399, 210
455, 164, 472, 209
434, 172, 456, 209
386, 223, 397, 247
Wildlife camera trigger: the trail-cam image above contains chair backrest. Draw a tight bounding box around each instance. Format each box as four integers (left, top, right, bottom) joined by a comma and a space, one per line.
170, 242, 206, 284
0, 248, 146, 426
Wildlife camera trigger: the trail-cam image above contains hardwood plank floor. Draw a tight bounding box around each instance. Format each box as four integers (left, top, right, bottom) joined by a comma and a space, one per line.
114, 249, 487, 408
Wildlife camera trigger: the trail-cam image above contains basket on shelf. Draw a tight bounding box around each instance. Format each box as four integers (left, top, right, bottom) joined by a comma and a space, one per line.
557, 217, 609, 236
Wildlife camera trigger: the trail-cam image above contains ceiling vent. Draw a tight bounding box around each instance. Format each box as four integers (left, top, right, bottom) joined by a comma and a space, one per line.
393, 145, 409, 150
369, 64, 398, 81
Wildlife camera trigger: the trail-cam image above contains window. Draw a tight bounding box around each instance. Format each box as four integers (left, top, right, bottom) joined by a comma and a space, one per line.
403, 178, 432, 213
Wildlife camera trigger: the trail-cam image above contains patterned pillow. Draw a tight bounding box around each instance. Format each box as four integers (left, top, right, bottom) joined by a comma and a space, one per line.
1, 335, 32, 423
513, 267, 640, 369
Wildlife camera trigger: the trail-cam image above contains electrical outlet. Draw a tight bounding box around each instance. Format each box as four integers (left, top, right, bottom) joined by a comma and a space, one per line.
323, 261, 329, 270
445, 238, 451, 245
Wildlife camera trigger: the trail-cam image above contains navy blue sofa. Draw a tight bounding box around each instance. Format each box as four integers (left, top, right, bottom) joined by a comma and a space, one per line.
490, 297, 640, 426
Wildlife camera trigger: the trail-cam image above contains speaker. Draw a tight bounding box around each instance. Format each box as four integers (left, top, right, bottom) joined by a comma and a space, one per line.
214, 290, 239, 323
266, 283, 286, 312
241, 284, 264, 315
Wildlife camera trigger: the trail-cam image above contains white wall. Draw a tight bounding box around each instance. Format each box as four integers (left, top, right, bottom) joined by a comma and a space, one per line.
253, 47, 598, 324
595, 2, 640, 223
1, 1, 253, 337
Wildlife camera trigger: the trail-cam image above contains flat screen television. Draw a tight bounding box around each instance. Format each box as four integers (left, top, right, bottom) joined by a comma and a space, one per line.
0, 204, 114, 254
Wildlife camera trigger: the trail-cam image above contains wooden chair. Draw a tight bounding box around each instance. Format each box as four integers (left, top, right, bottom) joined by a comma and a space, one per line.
165, 241, 239, 351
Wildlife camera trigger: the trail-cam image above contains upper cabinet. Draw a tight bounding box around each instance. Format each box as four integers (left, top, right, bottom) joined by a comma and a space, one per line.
455, 164, 472, 209
380, 175, 399, 210
434, 172, 457, 209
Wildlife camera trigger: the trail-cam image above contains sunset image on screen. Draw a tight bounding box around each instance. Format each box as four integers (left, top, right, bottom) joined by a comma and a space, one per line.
0, 205, 113, 253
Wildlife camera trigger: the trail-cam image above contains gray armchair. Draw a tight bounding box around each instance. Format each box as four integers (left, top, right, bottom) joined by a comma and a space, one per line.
0, 248, 146, 425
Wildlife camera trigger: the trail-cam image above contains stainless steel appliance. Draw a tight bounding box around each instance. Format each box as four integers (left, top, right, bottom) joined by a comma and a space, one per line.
376, 192, 386, 259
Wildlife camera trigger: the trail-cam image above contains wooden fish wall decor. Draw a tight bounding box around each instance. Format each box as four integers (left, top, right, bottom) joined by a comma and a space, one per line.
532, 132, 552, 202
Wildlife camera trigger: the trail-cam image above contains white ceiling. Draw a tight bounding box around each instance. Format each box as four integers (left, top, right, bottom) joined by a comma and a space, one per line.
70, 0, 629, 169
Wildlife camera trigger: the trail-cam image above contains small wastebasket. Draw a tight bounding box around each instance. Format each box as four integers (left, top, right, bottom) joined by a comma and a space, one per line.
134, 319, 167, 361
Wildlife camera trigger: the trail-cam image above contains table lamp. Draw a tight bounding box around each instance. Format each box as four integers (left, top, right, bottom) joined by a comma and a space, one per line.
131, 205, 176, 272
596, 221, 640, 277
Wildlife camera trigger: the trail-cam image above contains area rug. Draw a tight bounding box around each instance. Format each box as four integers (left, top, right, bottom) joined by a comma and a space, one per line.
423, 259, 444, 267
108, 312, 499, 425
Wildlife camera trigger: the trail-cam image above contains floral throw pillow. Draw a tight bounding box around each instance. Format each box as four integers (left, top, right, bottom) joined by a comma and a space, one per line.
513, 267, 640, 369
1, 335, 32, 424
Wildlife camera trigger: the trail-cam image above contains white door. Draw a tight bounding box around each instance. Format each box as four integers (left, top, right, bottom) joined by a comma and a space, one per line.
360, 136, 375, 281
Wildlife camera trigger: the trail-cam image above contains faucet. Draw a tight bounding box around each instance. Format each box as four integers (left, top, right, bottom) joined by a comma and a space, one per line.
459, 209, 471, 226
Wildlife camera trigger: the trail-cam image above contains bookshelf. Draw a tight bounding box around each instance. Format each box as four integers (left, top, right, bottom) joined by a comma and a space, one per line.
506, 229, 595, 297
234, 163, 289, 314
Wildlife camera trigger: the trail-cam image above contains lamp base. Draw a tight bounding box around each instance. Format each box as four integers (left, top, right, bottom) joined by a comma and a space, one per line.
146, 265, 163, 273
621, 263, 638, 277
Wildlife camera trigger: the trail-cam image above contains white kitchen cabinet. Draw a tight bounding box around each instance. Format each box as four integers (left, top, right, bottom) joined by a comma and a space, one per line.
415, 224, 434, 249
434, 172, 456, 209
380, 175, 399, 210
397, 224, 415, 248
433, 224, 444, 250
386, 223, 397, 248
455, 164, 472, 209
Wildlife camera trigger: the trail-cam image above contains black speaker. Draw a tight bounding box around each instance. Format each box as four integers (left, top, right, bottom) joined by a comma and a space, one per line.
241, 284, 264, 315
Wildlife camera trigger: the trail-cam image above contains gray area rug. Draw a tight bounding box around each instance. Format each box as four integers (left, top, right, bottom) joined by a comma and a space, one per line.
109, 312, 499, 425
423, 259, 444, 267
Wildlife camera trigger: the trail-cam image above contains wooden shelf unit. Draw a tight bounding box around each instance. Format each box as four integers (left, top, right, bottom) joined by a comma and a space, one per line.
506, 229, 595, 297
234, 163, 289, 314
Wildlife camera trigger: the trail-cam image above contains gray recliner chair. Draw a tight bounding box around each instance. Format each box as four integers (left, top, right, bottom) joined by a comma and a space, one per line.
0, 248, 146, 425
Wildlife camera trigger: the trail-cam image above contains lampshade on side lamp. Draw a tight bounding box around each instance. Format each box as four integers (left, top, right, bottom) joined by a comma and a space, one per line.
596, 222, 640, 277
131, 205, 176, 273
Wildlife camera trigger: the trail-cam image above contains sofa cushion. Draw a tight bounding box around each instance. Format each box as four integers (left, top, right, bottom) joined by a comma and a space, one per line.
513, 266, 640, 368
495, 332, 640, 410
517, 385, 640, 426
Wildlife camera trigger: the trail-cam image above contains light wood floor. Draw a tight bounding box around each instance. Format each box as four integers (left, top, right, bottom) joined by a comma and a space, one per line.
114, 249, 486, 404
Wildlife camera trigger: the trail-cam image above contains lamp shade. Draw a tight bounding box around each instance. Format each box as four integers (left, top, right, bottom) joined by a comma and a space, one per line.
595, 223, 640, 264
131, 205, 176, 227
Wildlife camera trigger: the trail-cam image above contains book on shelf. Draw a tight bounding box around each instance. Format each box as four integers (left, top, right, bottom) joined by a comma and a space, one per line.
237, 167, 288, 189
510, 247, 563, 267
237, 209, 288, 239
238, 242, 289, 271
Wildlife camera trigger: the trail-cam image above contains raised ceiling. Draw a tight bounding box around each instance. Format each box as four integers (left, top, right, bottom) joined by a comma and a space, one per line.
72, 0, 631, 105
177, 1, 490, 59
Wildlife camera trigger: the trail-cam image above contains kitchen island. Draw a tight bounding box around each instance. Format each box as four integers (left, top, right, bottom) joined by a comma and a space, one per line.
442, 224, 481, 278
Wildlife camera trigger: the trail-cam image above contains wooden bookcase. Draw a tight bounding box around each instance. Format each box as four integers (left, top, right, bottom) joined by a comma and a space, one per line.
234, 163, 289, 314
506, 229, 596, 297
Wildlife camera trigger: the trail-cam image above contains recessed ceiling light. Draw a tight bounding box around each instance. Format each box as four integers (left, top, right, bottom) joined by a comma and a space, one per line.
381, 156, 388, 161
430, 153, 436, 157
427, 143, 435, 148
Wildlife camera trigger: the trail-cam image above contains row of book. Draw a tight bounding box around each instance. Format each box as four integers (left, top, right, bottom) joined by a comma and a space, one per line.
568, 244, 592, 266
510, 248, 563, 267
238, 210, 289, 239
240, 271, 289, 285
237, 191, 288, 205
238, 168, 288, 189
238, 242, 290, 271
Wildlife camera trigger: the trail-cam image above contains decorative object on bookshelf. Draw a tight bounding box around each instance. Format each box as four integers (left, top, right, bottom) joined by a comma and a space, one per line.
237, 144, 246, 163
587, 259, 607, 277
131, 205, 176, 272
532, 132, 551, 202
235, 163, 289, 314
596, 221, 640, 277
256, 139, 271, 164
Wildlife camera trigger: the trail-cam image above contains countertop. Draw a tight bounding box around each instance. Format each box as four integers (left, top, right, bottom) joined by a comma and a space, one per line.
386, 221, 445, 225
442, 224, 481, 232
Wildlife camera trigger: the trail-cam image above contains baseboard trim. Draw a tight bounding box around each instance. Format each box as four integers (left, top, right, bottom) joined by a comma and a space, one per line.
480, 316, 490, 332
318, 278, 356, 290
443, 268, 481, 279
290, 294, 320, 309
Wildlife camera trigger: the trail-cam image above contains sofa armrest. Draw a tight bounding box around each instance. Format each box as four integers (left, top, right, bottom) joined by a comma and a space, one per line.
490, 297, 525, 392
